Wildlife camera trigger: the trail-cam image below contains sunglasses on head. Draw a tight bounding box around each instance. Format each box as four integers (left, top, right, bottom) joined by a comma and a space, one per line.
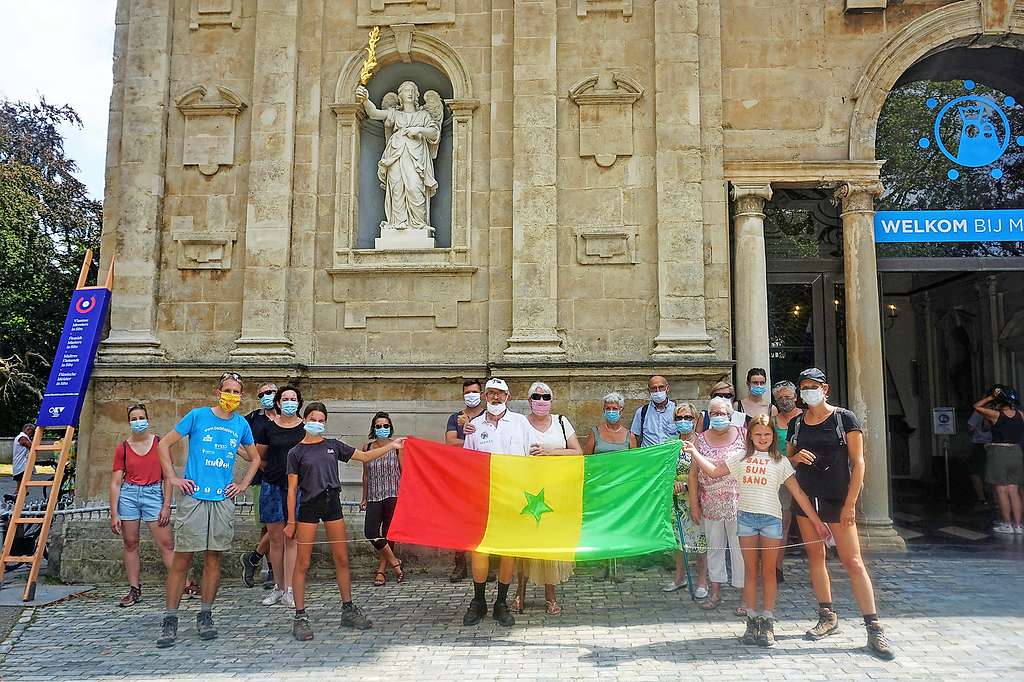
712, 393, 733, 399
220, 371, 242, 381
530, 393, 552, 401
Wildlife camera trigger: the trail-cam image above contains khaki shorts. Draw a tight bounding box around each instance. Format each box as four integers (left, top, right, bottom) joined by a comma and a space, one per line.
173, 496, 236, 553
985, 443, 1024, 486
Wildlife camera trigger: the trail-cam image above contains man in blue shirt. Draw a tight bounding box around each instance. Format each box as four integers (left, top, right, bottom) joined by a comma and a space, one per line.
630, 375, 677, 447
155, 372, 261, 648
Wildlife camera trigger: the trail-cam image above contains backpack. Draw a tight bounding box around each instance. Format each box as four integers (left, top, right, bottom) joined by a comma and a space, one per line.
788, 408, 851, 447
635, 404, 650, 446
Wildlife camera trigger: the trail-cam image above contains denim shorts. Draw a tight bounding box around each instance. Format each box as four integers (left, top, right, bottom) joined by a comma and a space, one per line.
117, 482, 164, 522
736, 510, 783, 540
259, 482, 288, 524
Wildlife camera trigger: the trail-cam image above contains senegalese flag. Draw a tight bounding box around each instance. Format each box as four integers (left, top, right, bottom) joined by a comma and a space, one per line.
387, 437, 680, 560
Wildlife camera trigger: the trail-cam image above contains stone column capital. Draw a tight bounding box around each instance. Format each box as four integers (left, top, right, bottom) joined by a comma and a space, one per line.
730, 183, 773, 218
833, 180, 884, 214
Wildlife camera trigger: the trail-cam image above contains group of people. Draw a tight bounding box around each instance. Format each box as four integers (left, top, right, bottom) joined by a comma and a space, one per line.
100, 368, 893, 660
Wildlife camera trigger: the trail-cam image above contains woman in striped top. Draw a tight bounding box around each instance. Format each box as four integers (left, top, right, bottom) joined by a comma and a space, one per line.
361, 411, 404, 585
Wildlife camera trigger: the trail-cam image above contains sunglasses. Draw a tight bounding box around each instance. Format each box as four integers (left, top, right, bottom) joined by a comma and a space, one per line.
530, 393, 552, 401
258, 390, 276, 397
674, 415, 696, 422
220, 371, 242, 381
712, 393, 733, 399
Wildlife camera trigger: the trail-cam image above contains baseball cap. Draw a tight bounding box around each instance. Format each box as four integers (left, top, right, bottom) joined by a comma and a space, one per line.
798, 368, 827, 385
485, 378, 510, 393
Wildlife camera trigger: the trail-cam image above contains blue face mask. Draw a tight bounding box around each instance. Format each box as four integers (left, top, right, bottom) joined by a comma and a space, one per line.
304, 421, 326, 436
374, 426, 392, 439
280, 400, 300, 416
604, 409, 621, 424
676, 420, 694, 435
750, 385, 767, 397
709, 415, 731, 431
259, 393, 275, 409
650, 390, 668, 404
130, 419, 149, 433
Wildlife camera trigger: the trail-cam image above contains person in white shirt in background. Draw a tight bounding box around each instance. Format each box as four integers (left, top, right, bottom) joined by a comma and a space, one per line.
461, 378, 530, 627
11, 423, 35, 491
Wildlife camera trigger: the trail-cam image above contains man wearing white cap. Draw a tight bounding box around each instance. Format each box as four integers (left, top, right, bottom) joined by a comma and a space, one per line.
461, 377, 530, 627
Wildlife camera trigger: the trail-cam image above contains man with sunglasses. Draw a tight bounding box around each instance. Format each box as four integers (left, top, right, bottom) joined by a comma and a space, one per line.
630, 375, 677, 447
240, 382, 278, 589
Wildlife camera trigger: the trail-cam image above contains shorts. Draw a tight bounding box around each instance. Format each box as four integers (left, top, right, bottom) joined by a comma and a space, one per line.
985, 443, 1024, 485
737, 510, 783, 540
297, 489, 344, 524
173, 496, 236, 553
793, 496, 844, 524
259, 482, 289, 524
117, 482, 164, 522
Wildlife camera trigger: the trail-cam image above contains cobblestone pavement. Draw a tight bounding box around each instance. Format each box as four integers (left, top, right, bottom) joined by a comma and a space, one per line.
0, 549, 1021, 681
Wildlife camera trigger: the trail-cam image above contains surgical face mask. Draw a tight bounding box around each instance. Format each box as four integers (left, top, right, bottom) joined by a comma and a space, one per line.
604, 409, 621, 424
776, 396, 796, 413
709, 415, 730, 431
486, 401, 506, 416
650, 390, 667, 403
749, 385, 767, 397
304, 421, 326, 436
676, 419, 694, 435
530, 399, 552, 417
800, 388, 825, 407
130, 419, 149, 433
374, 426, 392, 439
464, 392, 481, 408
219, 391, 242, 413
259, 393, 275, 409
280, 400, 299, 416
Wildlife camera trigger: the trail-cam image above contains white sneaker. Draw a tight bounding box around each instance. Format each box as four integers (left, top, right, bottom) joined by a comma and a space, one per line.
694, 585, 709, 599
262, 587, 285, 606
1014, 526, 1024, 535
662, 579, 686, 593
280, 590, 295, 608
993, 522, 1015, 534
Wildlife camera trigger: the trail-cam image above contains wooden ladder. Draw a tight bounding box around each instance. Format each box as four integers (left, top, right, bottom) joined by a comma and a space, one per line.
0, 426, 76, 600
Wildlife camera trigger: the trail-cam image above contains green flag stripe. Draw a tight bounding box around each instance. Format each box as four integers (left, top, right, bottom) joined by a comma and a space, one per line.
577, 441, 680, 560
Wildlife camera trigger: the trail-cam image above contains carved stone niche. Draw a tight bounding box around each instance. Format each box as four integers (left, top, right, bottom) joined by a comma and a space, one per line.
576, 0, 633, 17
573, 226, 638, 266
176, 85, 246, 176
358, 0, 455, 27
568, 72, 644, 168
189, 0, 240, 30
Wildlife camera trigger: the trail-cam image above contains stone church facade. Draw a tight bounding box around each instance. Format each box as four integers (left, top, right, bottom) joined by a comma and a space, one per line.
82, 0, 1024, 550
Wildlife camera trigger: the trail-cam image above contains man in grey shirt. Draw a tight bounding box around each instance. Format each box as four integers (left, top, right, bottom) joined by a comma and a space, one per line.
11, 423, 35, 490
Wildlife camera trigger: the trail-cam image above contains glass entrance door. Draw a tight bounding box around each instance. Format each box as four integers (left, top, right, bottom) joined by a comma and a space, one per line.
767, 273, 847, 405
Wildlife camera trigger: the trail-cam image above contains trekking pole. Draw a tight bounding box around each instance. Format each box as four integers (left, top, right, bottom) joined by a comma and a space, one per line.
674, 511, 696, 602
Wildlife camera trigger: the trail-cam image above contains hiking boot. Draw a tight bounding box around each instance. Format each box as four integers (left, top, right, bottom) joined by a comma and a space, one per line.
155, 615, 178, 648
740, 616, 759, 645
293, 614, 314, 641
196, 611, 218, 640
805, 607, 839, 640
866, 621, 895, 660
757, 617, 776, 648
119, 585, 142, 608
339, 604, 372, 630
462, 597, 487, 626
492, 601, 515, 627
240, 551, 261, 588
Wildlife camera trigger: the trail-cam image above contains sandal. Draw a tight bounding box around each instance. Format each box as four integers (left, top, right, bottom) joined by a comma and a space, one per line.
545, 599, 562, 616
699, 592, 722, 610
373, 571, 386, 587
510, 594, 524, 614
118, 585, 141, 608
183, 582, 201, 599
390, 560, 405, 584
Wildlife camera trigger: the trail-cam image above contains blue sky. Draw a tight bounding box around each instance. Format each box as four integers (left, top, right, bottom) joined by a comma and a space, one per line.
0, 1, 117, 200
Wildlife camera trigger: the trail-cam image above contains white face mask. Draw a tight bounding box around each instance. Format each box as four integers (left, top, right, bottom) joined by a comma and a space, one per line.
486, 401, 506, 416
464, 392, 481, 408
801, 388, 825, 407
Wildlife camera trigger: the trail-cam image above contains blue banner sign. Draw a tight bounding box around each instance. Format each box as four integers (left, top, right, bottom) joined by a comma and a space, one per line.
36, 288, 111, 427
874, 210, 1024, 243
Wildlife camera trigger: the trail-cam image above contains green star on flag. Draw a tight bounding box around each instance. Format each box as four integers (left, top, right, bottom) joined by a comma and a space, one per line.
520, 488, 554, 526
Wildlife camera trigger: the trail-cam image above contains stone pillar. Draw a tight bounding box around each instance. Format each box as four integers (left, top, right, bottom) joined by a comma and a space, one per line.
230, 0, 298, 361
730, 184, 772, 389
836, 181, 905, 552
98, 0, 172, 359
651, 0, 713, 357
503, 0, 564, 357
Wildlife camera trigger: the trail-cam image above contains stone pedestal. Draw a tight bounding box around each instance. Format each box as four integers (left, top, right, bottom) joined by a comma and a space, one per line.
375, 227, 436, 250
837, 181, 906, 553
731, 183, 773, 389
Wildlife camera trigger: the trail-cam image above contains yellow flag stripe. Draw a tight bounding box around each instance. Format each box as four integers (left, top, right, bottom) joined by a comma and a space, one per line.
475, 454, 584, 560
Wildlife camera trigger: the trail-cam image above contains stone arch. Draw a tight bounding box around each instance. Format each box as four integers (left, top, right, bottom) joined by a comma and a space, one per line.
848, 0, 1024, 160
334, 28, 474, 104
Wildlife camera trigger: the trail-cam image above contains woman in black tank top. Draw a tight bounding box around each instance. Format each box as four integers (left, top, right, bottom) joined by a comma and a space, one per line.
973, 386, 1024, 534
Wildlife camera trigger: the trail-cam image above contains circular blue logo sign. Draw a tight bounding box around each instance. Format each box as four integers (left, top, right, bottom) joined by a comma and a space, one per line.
932, 95, 1010, 168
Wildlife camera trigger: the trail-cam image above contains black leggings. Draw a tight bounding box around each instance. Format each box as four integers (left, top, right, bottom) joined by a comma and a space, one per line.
364, 497, 398, 551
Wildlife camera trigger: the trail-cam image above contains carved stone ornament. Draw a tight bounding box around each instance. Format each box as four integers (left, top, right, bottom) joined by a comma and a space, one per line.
175, 86, 246, 176
568, 72, 644, 168
573, 226, 638, 265
171, 215, 237, 270
189, 0, 241, 30
576, 0, 634, 17
358, 0, 455, 27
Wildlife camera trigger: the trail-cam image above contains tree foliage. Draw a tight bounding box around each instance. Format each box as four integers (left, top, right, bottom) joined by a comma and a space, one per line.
0, 99, 101, 434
